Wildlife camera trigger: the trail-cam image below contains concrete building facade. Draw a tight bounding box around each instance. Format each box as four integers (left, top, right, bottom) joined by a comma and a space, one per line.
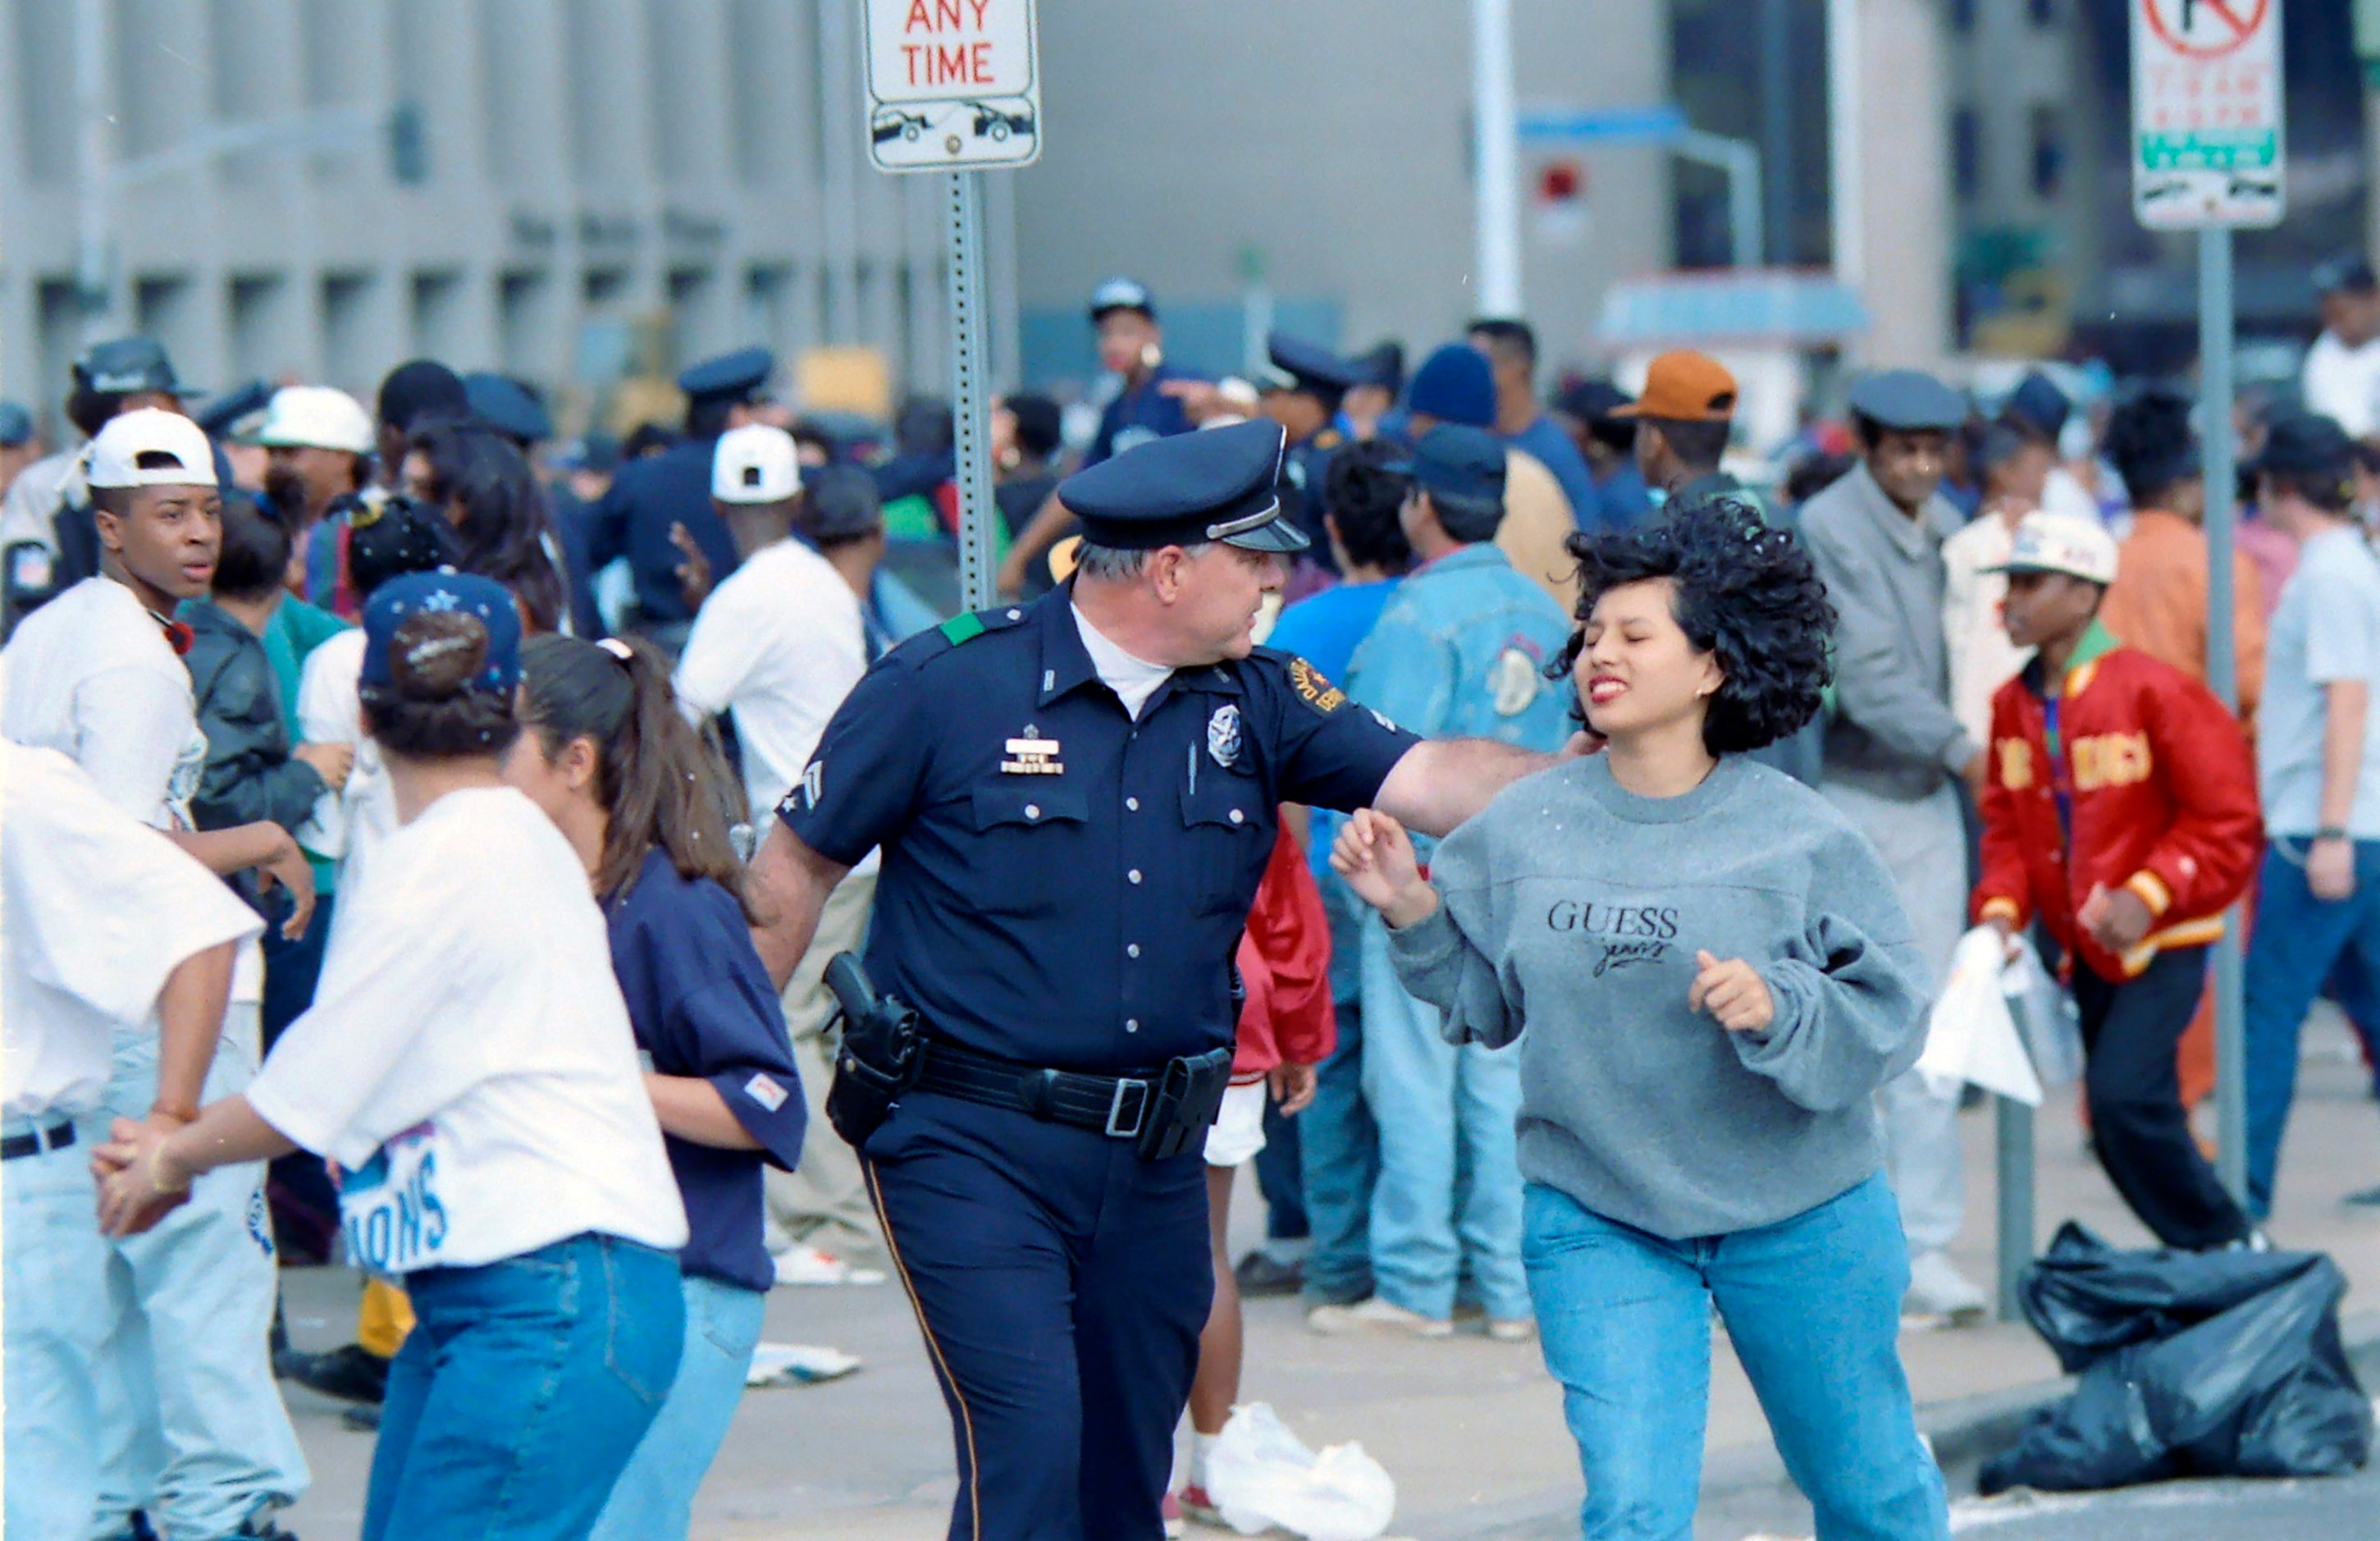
0, 0, 963, 433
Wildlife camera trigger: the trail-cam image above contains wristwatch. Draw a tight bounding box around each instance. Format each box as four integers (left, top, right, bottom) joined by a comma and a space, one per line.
2314, 826, 2350, 843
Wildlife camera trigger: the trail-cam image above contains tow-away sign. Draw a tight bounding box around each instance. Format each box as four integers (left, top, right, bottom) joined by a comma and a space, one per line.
2131, 0, 2284, 228
865, 0, 1041, 173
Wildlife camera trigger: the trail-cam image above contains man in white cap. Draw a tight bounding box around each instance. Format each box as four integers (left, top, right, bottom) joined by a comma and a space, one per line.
673, 423, 886, 1283
1, 407, 313, 1539
257, 384, 381, 618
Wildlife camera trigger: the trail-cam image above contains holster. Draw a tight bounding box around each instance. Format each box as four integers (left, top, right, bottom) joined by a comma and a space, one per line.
1135, 1045, 1235, 1161
821, 953, 925, 1150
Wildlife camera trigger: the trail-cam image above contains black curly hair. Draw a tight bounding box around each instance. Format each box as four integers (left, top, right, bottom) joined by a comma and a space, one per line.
1552, 496, 1836, 755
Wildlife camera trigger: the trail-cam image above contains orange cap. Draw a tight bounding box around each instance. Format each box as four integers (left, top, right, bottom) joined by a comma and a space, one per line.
1615, 351, 1738, 423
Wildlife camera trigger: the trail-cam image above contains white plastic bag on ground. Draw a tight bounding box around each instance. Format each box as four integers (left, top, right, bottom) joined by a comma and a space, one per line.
2003, 934, 2084, 1087
1205, 1402, 1396, 1541
1916, 926, 2044, 1106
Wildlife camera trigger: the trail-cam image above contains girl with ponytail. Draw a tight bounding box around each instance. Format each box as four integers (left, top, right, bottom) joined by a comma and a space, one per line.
504, 633, 809, 1540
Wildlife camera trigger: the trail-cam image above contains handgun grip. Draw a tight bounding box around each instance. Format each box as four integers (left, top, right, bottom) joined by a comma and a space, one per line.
824, 953, 874, 1022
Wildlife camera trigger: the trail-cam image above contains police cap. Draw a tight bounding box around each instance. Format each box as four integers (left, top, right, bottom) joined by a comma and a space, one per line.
75, 336, 182, 399
1089, 277, 1155, 323
464, 373, 555, 446
1059, 418, 1309, 555
1262, 332, 1364, 400
1389, 423, 1505, 505
1847, 369, 1966, 433
676, 346, 775, 405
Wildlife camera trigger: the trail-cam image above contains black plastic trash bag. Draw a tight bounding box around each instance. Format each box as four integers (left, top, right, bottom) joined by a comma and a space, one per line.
1979, 1222, 2373, 1494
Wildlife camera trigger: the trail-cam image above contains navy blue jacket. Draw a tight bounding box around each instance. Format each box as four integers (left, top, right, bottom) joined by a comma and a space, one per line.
587, 436, 739, 629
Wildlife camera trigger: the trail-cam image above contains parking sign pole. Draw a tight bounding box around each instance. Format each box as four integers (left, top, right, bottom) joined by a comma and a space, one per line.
948, 169, 996, 612
2200, 224, 2250, 1205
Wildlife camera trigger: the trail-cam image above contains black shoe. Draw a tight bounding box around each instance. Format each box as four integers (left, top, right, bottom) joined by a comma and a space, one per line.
1234, 1251, 1305, 1296
340, 1403, 382, 1433
2345, 1183, 2380, 1208
280, 1343, 389, 1405
231, 1507, 299, 1539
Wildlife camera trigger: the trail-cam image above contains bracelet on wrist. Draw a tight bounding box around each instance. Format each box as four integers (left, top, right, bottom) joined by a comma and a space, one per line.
2315, 827, 2351, 844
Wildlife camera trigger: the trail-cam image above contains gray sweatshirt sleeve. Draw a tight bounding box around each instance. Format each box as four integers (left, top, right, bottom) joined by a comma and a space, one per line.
1382, 816, 1520, 1048
1729, 827, 1931, 1112
1803, 519, 1979, 775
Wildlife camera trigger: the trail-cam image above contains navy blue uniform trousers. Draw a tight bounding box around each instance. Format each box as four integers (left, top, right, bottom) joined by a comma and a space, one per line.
864, 1091, 1213, 1540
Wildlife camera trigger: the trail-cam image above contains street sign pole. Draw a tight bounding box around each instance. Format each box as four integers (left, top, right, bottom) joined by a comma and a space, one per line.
2201, 225, 2250, 1202
862, 0, 1040, 614
948, 170, 996, 611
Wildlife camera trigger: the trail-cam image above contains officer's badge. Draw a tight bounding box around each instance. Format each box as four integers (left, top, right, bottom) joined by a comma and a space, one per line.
1001, 725, 1064, 775
1490, 645, 1542, 717
1208, 704, 1243, 768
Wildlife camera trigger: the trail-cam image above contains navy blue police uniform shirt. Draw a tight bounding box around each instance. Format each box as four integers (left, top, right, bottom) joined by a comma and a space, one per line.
779, 587, 1423, 1074
587, 435, 741, 628
1086, 364, 1201, 466
605, 848, 806, 1294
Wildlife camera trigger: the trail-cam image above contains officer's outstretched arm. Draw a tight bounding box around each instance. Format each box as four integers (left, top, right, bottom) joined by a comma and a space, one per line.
747, 820, 852, 990
1373, 737, 1570, 839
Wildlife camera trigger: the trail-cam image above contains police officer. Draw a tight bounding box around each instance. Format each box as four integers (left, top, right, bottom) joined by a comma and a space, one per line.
587, 346, 773, 652
747, 419, 1569, 1540
0, 337, 189, 597
1258, 330, 1360, 566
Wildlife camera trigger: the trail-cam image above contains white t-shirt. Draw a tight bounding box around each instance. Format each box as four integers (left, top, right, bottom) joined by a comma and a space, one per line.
2303, 331, 2380, 440
673, 538, 873, 866
294, 628, 397, 877
244, 786, 688, 1272
1072, 605, 1175, 720
2257, 526, 2380, 839
3, 743, 263, 1119
1940, 514, 2033, 747
2, 577, 208, 830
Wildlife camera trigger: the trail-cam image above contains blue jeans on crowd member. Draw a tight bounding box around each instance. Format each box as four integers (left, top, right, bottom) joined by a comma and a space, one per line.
1253, 1098, 1309, 1242
1358, 919, 1531, 1323
1299, 999, 1379, 1306
1526, 1175, 1948, 1540
590, 1274, 766, 1540
366, 1233, 684, 1541
91, 1015, 310, 1541
5, 1127, 113, 1541
2245, 838, 2380, 1215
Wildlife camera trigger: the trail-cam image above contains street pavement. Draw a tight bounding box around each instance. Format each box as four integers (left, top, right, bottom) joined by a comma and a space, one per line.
275, 1008, 2380, 1540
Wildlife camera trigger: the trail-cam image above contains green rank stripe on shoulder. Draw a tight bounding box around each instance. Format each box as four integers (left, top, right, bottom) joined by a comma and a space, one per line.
939, 612, 988, 647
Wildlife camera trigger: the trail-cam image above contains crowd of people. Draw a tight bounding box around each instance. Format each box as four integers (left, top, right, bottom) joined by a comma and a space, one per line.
2, 251, 2378, 1541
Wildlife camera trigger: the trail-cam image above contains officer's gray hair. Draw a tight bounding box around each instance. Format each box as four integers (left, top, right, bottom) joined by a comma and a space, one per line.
1071, 540, 1215, 583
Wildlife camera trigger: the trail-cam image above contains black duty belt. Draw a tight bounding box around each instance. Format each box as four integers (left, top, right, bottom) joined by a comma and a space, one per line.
1, 1120, 77, 1161
916, 1039, 1163, 1139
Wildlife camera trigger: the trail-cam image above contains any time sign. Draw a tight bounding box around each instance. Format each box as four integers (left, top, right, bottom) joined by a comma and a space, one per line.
865, 0, 1042, 172
2131, 0, 2285, 228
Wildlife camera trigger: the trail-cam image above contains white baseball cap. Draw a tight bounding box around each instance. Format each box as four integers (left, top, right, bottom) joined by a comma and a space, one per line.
85, 408, 217, 490
1991, 512, 2120, 586
712, 424, 802, 505
256, 386, 376, 455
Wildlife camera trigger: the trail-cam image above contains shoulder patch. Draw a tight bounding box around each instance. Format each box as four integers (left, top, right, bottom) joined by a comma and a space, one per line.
1286, 656, 1349, 716
1314, 428, 1343, 449
939, 612, 987, 646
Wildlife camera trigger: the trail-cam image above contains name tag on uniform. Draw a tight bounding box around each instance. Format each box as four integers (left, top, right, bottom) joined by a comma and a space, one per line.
1001, 730, 1064, 775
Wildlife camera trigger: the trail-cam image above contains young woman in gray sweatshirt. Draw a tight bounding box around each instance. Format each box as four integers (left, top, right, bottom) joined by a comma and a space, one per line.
1336, 499, 1950, 1540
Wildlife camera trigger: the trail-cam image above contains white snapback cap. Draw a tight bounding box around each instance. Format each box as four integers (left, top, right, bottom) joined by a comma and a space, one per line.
713, 424, 802, 504
85, 408, 217, 490
1992, 512, 2120, 586
256, 386, 377, 455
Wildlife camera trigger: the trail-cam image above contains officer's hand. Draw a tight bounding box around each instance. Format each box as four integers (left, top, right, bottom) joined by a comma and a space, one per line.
670, 522, 715, 610
93, 1117, 193, 1237
1689, 951, 1774, 1035
1268, 1062, 1318, 1117
1331, 809, 1436, 929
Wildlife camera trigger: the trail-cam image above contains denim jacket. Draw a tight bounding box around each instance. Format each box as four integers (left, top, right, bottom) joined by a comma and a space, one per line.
1343, 544, 1575, 861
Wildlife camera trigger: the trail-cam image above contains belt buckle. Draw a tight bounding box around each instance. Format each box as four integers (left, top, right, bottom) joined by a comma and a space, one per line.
1104, 1078, 1150, 1138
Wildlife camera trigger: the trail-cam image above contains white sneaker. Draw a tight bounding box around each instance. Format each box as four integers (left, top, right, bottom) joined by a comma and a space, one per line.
1487, 1316, 1537, 1342
1903, 1250, 1988, 1324
772, 1244, 888, 1287
1304, 1296, 1453, 1338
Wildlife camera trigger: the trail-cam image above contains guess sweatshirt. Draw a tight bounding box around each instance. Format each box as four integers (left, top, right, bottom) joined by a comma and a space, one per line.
1387, 753, 1930, 1240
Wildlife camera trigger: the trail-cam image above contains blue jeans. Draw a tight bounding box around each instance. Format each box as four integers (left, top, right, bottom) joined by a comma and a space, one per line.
91, 1016, 310, 1540
1526, 1175, 1947, 1540
1298, 999, 1378, 1306
589, 1274, 766, 1541
365, 1234, 685, 1541
4, 1126, 112, 1541
2245, 838, 2380, 1214
1358, 918, 1529, 1322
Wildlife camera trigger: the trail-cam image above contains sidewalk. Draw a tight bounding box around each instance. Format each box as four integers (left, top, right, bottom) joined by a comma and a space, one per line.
274, 1008, 2380, 1541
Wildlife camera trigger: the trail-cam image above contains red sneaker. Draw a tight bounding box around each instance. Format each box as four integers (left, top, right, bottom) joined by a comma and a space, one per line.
1177, 1484, 1223, 1526
1160, 1488, 1184, 1536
